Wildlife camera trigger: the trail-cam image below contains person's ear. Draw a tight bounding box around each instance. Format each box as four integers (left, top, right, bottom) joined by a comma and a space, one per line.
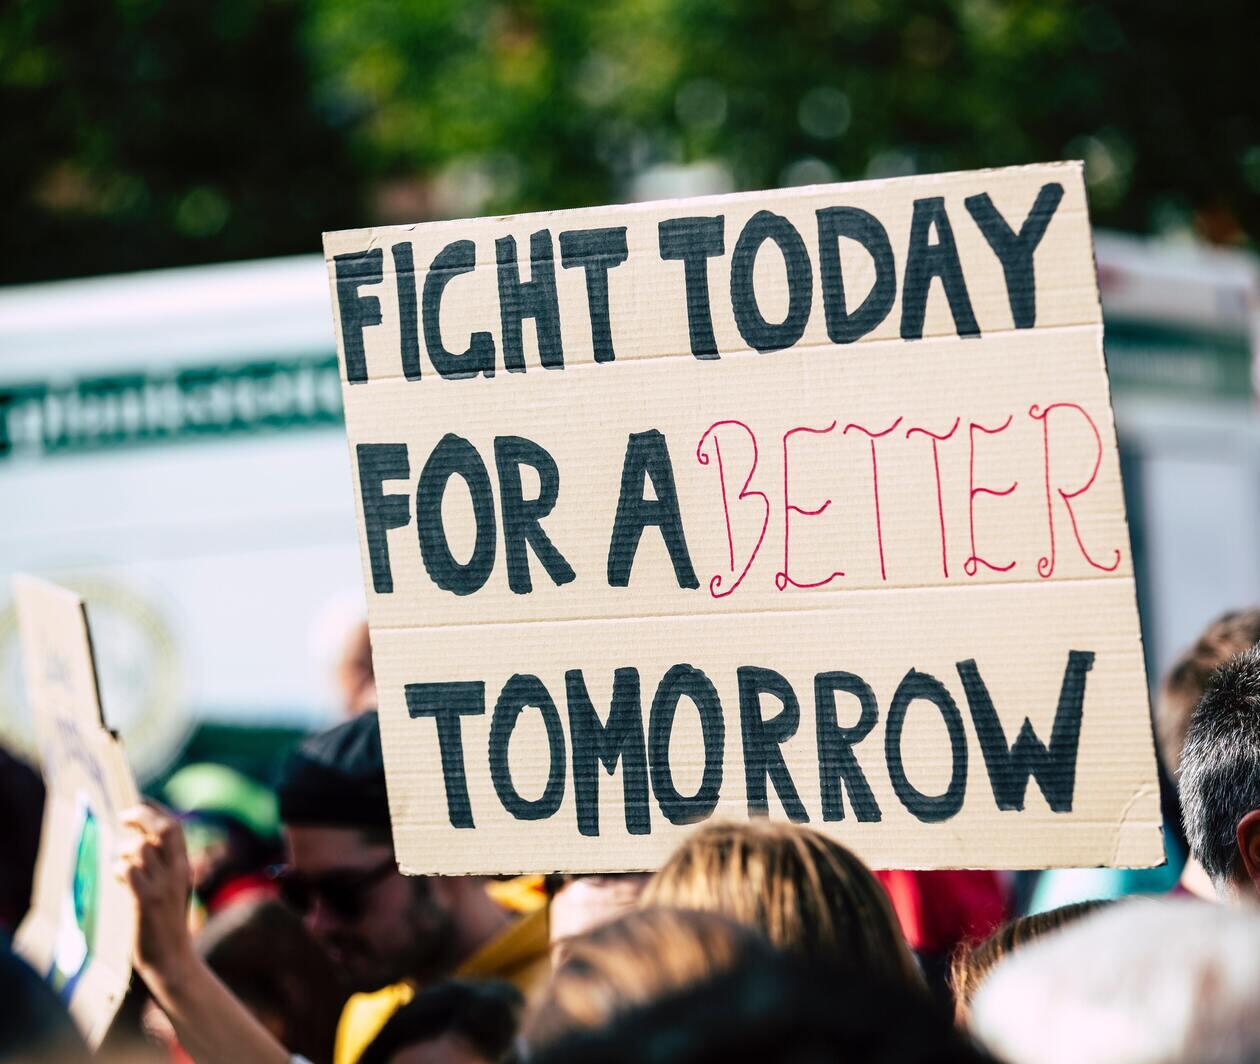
1235, 810, 1260, 895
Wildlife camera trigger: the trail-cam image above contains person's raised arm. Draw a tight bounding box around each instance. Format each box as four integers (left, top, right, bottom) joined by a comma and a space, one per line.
116, 804, 294, 1064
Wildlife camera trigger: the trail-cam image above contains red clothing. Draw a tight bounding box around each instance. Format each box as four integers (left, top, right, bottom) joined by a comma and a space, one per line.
875, 869, 1009, 955
205, 870, 277, 915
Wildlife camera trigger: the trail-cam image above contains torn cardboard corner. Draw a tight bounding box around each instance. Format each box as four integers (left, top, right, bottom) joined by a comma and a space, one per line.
324, 161, 1163, 875
13, 575, 139, 1049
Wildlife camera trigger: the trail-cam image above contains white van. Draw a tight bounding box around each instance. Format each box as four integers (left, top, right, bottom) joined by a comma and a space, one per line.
0, 256, 361, 778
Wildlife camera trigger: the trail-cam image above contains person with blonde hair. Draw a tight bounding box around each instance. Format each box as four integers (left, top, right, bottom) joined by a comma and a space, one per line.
640, 821, 922, 989
523, 907, 772, 1051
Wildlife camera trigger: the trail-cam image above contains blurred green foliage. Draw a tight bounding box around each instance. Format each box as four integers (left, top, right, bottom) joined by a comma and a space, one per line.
0, 0, 360, 283
3, 0, 1257, 284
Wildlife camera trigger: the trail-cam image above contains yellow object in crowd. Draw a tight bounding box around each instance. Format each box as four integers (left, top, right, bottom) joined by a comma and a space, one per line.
333, 878, 549, 1064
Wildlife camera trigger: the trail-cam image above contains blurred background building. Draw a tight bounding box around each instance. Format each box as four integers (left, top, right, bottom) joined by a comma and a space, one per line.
1, 0, 1257, 782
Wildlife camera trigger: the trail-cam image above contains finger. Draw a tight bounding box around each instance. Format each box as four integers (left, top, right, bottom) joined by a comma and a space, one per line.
116, 836, 146, 867
114, 855, 154, 897
154, 817, 189, 872
121, 806, 187, 869
119, 841, 159, 880
114, 857, 146, 887
119, 804, 149, 824
166, 840, 191, 884
117, 823, 163, 860
121, 803, 171, 842
116, 822, 156, 862
120, 811, 165, 855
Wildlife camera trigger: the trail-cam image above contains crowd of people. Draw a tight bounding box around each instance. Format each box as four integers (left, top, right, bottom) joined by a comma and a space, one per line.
7, 610, 1260, 1062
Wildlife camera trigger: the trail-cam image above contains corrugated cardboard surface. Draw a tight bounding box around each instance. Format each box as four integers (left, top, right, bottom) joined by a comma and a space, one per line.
324, 162, 1163, 874
13, 575, 139, 1048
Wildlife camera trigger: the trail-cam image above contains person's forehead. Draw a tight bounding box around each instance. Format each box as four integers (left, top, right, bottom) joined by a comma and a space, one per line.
284, 823, 393, 873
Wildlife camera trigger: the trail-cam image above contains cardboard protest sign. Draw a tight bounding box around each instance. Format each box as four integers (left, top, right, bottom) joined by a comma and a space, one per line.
13, 575, 139, 1048
324, 162, 1163, 874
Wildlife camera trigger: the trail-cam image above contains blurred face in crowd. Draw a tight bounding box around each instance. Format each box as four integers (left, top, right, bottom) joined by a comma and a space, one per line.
284, 825, 457, 992
549, 875, 649, 964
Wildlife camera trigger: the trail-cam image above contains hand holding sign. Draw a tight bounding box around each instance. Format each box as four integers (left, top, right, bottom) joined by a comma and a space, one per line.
115, 804, 292, 1064
116, 804, 197, 984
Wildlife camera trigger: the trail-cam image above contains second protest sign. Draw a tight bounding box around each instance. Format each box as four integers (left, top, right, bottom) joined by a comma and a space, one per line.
324, 161, 1162, 874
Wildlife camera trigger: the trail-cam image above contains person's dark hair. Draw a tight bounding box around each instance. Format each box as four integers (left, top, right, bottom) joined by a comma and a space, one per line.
949, 900, 1111, 1021
529, 952, 993, 1064
357, 980, 523, 1064
0, 746, 44, 934
276, 711, 391, 831
1180, 646, 1260, 883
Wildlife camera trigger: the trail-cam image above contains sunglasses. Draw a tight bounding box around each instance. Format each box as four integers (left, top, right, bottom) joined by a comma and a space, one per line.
270, 857, 396, 923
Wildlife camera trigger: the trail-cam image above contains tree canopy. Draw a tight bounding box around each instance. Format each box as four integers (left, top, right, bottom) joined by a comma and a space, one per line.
3, 0, 1256, 284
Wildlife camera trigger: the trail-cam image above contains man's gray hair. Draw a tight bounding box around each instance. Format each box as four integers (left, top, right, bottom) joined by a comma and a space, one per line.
971, 899, 1260, 1064
1179, 645, 1260, 884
